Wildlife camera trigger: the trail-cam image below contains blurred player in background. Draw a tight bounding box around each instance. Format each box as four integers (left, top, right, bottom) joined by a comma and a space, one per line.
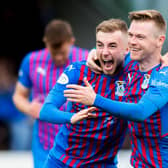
39, 19, 130, 167
65, 10, 168, 167
0, 58, 32, 150
13, 19, 88, 168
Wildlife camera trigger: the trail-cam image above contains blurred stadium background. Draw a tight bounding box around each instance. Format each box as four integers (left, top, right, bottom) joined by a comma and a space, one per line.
0, 0, 167, 167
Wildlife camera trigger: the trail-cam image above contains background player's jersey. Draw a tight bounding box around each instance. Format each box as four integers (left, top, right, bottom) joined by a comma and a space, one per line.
18, 46, 88, 150
49, 61, 128, 167
125, 60, 165, 168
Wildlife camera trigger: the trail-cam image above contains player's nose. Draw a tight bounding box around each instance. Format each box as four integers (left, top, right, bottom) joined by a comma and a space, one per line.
102, 47, 110, 56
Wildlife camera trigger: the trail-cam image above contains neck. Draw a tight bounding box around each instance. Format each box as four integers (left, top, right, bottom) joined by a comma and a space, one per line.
139, 52, 161, 72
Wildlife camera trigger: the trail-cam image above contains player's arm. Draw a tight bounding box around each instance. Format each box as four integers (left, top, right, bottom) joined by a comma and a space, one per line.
65, 69, 168, 122
39, 64, 95, 124
13, 54, 41, 118
93, 68, 168, 122
13, 82, 41, 118
93, 95, 157, 122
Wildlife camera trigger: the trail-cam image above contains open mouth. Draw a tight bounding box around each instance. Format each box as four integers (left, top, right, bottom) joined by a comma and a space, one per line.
103, 59, 114, 71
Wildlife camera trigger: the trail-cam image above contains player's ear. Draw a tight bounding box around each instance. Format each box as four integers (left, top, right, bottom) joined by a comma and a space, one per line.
157, 35, 165, 48
42, 36, 47, 43
42, 37, 48, 48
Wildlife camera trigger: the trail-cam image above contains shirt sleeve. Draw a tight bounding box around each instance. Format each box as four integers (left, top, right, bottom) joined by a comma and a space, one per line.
39, 63, 80, 124
94, 94, 157, 122
93, 68, 168, 122
142, 67, 168, 109
18, 53, 32, 88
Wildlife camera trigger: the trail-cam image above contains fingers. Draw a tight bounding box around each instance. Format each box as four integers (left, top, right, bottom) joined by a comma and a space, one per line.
79, 107, 95, 115
64, 89, 81, 95
86, 48, 102, 73
71, 114, 88, 124
87, 107, 97, 112
79, 115, 88, 120
93, 53, 98, 60
64, 94, 81, 99
67, 98, 79, 102
79, 107, 96, 117
66, 84, 85, 90
64, 89, 83, 100
88, 113, 97, 118
87, 61, 102, 72
71, 107, 97, 124
83, 77, 92, 87
78, 107, 97, 120
90, 49, 98, 61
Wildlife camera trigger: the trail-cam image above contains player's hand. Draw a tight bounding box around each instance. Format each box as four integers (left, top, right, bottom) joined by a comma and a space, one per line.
28, 99, 42, 119
70, 107, 97, 124
160, 52, 168, 69
64, 78, 96, 106
86, 49, 102, 74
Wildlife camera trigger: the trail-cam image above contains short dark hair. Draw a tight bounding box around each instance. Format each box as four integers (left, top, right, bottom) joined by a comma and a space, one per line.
129, 10, 166, 35
96, 19, 128, 34
43, 19, 74, 48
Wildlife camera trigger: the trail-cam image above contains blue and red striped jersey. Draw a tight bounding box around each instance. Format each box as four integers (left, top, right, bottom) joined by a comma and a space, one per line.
125, 60, 165, 168
48, 61, 128, 167
18, 46, 88, 150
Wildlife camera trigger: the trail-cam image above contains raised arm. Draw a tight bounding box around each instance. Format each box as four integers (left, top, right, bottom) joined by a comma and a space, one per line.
40, 63, 96, 124
64, 68, 168, 122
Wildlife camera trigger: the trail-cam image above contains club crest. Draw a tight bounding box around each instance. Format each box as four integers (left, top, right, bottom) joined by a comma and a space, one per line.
141, 74, 150, 89
115, 81, 126, 96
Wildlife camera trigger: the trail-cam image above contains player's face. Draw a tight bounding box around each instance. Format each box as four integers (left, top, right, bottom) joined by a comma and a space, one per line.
128, 20, 159, 62
47, 42, 72, 66
96, 31, 128, 75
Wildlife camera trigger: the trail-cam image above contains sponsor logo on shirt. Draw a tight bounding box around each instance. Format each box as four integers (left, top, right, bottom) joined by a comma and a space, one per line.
37, 67, 46, 76
115, 81, 126, 96
141, 74, 150, 89
68, 64, 75, 71
160, 71, 167, 75
151, 79, 168, 88
159, 69, 168, 76
57, 73, 69, 84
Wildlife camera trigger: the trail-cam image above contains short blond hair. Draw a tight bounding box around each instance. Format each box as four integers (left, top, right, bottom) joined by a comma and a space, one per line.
96, 19, 128, 34
129, 10, 166, 35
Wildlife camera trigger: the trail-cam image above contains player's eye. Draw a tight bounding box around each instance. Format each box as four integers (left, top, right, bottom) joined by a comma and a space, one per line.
109, 44, 117, 48
97, 43, 103, 48
137, 35, 145, 40
128, 33, 133, 38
